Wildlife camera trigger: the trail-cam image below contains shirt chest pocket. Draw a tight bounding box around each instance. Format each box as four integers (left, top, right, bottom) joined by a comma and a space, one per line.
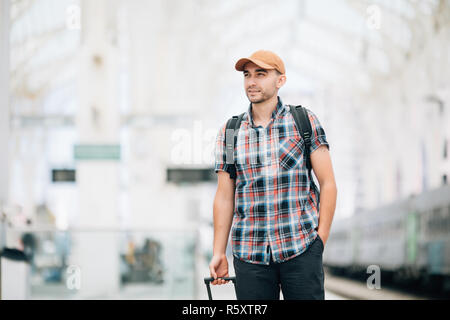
278, 138, 304, 170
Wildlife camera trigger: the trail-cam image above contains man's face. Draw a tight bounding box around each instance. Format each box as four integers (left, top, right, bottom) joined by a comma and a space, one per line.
243, 61, 285, 104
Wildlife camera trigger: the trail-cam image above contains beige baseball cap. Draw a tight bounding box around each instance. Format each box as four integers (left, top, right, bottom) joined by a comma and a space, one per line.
235, 50, 285, 74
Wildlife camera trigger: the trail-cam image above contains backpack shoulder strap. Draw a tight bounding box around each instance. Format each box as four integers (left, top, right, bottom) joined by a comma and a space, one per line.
289, 105, 313, 171
289, 104, 321, 210
224, 112, 245, 179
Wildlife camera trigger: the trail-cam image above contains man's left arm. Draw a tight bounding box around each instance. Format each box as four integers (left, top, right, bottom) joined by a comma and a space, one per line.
311, 145, 337, 247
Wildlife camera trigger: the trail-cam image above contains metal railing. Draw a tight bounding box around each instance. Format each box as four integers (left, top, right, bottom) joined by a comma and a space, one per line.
2, 226, 201, 300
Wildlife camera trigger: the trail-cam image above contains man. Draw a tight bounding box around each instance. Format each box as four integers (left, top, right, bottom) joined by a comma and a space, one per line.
209, 50, 337, 300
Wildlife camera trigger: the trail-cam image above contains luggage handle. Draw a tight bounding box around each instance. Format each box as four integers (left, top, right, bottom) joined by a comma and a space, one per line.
203, 276, 236, 300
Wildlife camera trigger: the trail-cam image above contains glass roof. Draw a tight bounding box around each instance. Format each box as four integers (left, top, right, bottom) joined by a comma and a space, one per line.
8, 0, 446, 116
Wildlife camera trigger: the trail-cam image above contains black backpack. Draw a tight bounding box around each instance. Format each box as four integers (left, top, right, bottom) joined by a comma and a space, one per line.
224, 105, 320, 206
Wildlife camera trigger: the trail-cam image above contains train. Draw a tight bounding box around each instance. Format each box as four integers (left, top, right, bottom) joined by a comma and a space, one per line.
323, 184, 450, 293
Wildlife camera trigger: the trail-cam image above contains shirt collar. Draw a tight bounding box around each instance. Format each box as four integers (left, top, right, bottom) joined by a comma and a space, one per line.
247, 96, 285, 128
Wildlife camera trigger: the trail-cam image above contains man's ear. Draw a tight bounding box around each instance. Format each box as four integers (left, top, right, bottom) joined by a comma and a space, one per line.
277, 74, 286, 88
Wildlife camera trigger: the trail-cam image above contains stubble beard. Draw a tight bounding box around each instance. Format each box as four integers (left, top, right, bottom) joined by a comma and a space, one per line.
247, 90, 274, 104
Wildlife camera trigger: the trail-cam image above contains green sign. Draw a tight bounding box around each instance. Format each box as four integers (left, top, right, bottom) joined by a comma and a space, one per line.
74, 144, 121, 160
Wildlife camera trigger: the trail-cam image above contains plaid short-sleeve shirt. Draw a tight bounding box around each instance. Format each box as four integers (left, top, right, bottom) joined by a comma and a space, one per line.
214, 96, 329, 265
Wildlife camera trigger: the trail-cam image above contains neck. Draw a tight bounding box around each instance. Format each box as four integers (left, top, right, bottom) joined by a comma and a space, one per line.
251, 95, 279, 123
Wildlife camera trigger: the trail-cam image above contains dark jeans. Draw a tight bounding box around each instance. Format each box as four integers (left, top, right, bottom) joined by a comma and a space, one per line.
233, 235, 325, 300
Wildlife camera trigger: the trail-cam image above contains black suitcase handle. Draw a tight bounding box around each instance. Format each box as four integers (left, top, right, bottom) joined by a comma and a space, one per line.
203, 276, 236, 300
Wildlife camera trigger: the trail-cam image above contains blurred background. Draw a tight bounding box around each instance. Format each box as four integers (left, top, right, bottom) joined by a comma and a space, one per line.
0, 0, 449, 300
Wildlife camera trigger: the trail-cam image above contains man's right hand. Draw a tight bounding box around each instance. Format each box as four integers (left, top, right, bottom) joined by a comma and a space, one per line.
209, 254, 229, 285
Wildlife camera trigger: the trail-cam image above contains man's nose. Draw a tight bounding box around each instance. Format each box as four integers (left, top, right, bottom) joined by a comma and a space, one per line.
246, 77, 257, 87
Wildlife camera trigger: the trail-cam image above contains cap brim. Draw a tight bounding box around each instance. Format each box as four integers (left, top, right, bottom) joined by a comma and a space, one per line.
235, 58, 275, 72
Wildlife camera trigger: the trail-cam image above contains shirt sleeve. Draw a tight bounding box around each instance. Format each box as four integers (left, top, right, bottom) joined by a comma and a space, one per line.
306, 109, 330, 153
214, 122, 231, 174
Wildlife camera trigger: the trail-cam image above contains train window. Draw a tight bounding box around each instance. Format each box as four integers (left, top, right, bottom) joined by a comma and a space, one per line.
444, 138, 448, 159
428, 206, 450, 235
446, 206, 450, 231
